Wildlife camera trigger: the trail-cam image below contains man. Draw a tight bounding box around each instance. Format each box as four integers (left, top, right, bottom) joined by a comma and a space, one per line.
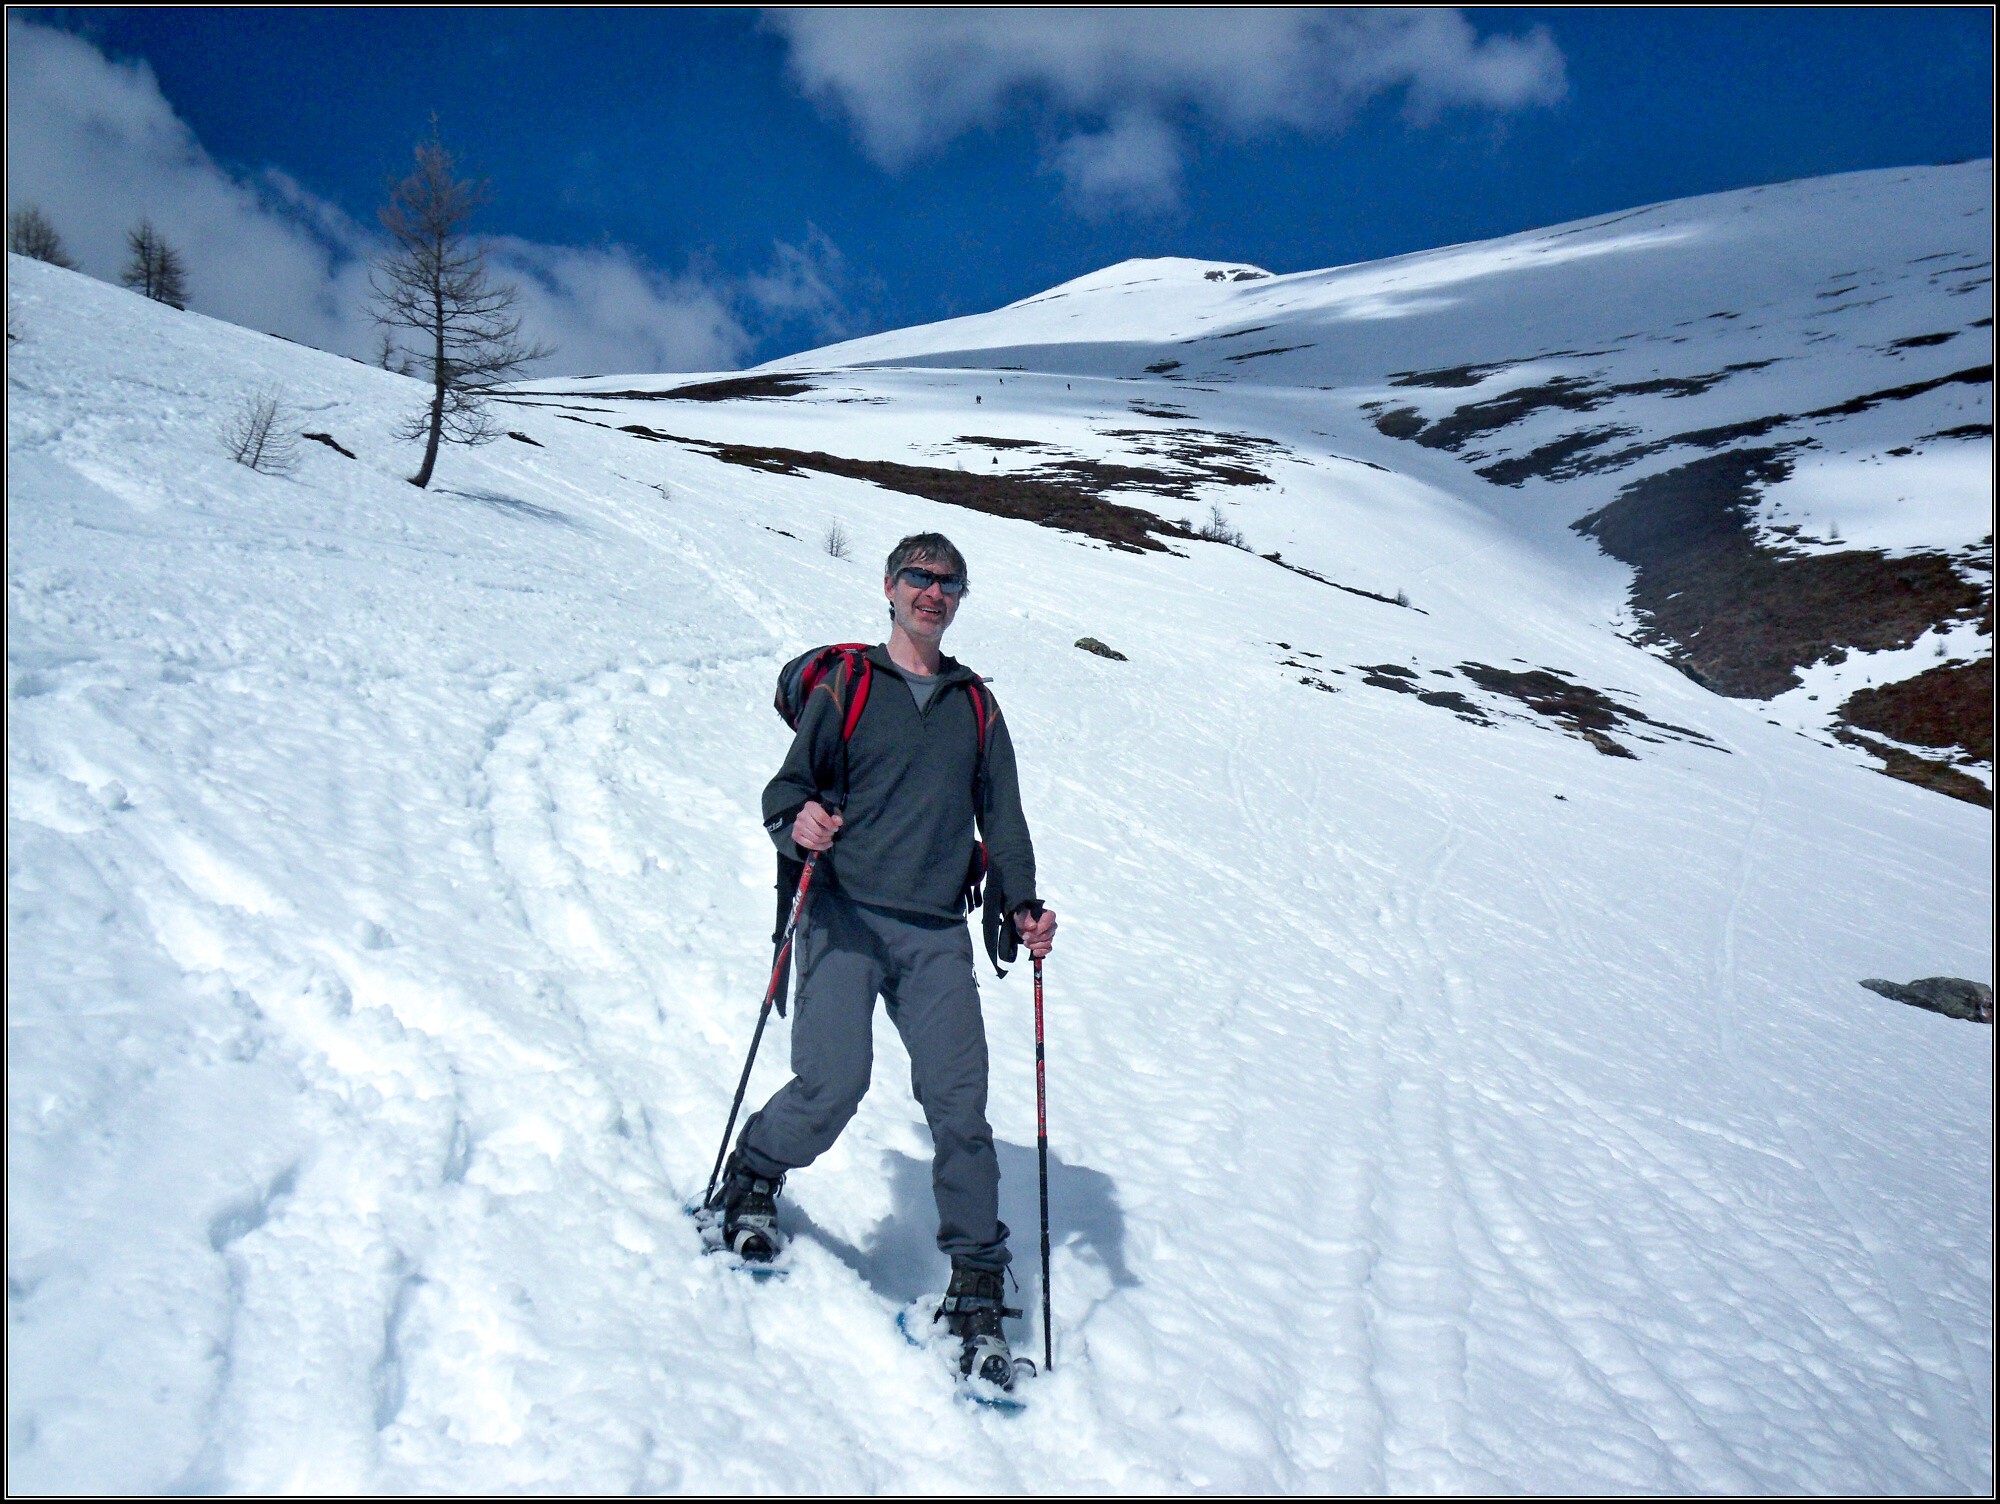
712, 531, 1057, 1388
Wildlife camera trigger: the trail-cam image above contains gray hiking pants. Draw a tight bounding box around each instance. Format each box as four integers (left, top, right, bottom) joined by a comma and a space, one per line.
737, 891, 1010, 1270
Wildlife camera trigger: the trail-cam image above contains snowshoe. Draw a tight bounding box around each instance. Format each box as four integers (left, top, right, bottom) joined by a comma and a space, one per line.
703, 1154, 786, 1265
895, 1297, 1035, 1412
937, 1264, 1035, 1394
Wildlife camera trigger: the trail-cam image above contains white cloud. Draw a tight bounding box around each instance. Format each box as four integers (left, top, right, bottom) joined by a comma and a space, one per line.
739, 227, 859, 340
765, 7, 1566, 212
5, 21, 374, 352
489, 240, 753, 375
3, 17, 842, 374
1051, 112, 1184, 216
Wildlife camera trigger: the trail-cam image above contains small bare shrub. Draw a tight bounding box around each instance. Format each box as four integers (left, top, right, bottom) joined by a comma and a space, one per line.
823, 520, 851, 559
222, 389, 301, 476
375, 331, 414, 377
1196, 503, 1247, 549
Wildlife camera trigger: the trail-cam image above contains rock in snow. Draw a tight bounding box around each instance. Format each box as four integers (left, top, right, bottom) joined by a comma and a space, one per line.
1860, 977, 1994, 1024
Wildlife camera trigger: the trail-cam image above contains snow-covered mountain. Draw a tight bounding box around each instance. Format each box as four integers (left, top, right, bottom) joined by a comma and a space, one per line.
7, 162, 1992, 1494
744, 160, 1995, 801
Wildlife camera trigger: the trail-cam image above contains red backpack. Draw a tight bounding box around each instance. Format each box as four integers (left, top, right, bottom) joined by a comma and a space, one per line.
774, 642, 877, 744
767, 644, 999, 1002
774, 642, 994, 801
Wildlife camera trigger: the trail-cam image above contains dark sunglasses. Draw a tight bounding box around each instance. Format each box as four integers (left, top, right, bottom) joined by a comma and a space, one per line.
896, 566, 967, 596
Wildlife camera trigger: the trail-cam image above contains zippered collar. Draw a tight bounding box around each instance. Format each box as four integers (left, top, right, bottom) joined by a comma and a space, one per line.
865, 643, 980, 686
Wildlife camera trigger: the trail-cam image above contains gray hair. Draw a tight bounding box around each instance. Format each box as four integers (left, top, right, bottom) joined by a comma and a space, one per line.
883, 532, 969, 592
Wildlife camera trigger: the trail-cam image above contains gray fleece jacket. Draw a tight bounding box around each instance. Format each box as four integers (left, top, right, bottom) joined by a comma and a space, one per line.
763, 645, 1038, 921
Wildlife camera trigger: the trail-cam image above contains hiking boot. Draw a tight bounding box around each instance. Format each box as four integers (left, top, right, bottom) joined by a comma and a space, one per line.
710, 1153, 784, 1262
936, 1263, 1022, 1388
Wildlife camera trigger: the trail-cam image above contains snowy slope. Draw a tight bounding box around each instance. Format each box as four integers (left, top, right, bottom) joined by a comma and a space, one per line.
517, 169, 1994, 814
6, 164, 1993, 1499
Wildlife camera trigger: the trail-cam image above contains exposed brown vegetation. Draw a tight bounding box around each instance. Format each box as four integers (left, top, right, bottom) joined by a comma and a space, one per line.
1834, 728, 1993, 807
658, 374, 820, 401
1372, 407, 1427, 440
1806, 364, 1990, 418
1374, 363, 1988, 486
1572, 449, 1989, 698
1458, 662, 1716, 757
1837, 656, 1995, 794
521, 374, 819, 402
1085, 427, 1278, 492
1262, 555, 1418, 611
1342, 657, 1722, 755
1223, 345, 1311, 363
602, 422, 1195, 552
1387, 361, 1510, 389
1374, 363, 1781, 456
1353, 663, 1488, 721
1476, 427, 1639, 486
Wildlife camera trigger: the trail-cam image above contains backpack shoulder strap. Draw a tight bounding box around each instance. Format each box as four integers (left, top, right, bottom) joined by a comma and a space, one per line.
835, 648, 873, 742
961, 677, 996, 837
820, 647, 874, 812
964, 677, 992, 754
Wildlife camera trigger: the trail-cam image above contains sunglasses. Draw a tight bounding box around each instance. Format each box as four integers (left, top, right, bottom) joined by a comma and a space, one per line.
895, 566, 968, 596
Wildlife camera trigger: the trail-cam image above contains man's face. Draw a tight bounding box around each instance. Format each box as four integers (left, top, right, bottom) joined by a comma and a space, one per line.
884, 557, 964, 643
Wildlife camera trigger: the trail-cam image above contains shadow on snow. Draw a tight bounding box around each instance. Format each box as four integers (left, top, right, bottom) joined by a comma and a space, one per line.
784, 1142, 1137, 1310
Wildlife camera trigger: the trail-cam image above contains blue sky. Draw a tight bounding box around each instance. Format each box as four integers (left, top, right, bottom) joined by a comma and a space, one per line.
7, 8, 1991, 373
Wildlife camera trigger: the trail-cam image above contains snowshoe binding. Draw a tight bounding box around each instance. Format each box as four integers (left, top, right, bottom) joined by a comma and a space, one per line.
703, 1153, 786, 1266
936, 1264, 1035, 1396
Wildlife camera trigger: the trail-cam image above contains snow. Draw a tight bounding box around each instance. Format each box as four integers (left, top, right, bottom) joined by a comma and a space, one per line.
770, 165, 1988, 377
1751, 445, 1994, 555
6, 163, 1993, 1497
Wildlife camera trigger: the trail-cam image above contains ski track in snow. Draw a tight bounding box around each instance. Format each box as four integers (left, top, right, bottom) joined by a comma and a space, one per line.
7, 167, 1993, 1496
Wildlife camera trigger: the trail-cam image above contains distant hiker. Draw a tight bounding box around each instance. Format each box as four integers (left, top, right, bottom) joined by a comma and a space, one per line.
712, 531, 1056, 1388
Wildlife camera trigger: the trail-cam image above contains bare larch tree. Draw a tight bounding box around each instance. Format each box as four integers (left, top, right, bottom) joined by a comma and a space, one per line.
121, 219, 188, 307
375, 330, 413, 376
9, 205, 75, 268
370, 136, 549, 489
221, 388, 301, 476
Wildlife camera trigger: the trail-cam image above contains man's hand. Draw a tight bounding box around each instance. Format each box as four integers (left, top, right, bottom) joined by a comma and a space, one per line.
792, 800, 844, 852
1013, 904, 1057, 959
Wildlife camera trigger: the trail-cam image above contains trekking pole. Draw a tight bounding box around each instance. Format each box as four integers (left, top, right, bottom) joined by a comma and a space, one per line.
1034, 953, 1053, 1373
704, 851, 819, 1209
